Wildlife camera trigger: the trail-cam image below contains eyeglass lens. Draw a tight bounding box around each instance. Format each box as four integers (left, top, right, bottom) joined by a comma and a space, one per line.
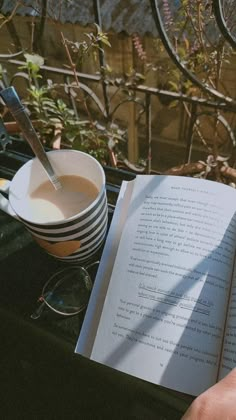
31, 265, 93, 319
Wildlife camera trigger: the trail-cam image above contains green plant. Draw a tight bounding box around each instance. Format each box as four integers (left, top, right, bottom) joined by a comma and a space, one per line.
157, 1, 235, 96
1, 1, 236, 176
10, 25, 124, 165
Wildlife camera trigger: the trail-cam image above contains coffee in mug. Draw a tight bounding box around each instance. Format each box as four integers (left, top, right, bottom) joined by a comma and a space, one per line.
0, 150, 108, 262
28, 175, 99, 223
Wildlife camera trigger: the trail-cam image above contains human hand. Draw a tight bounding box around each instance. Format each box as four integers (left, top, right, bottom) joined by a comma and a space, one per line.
182, 368, 236, 420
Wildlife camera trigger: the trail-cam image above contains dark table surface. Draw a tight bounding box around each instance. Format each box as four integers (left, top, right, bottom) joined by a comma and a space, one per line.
0, 138, 193, 419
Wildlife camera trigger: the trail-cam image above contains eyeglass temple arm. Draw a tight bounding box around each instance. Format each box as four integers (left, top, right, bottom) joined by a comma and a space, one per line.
30, 300, 46, 320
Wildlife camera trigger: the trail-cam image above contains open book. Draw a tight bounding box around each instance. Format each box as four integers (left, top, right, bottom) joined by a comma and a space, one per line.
75, 175, 236, 396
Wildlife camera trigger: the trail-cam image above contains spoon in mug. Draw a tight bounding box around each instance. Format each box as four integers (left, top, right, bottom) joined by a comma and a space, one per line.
0, 86, 62, 191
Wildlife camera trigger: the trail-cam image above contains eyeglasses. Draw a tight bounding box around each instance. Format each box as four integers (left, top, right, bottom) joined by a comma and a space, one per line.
31, 262, 99, 319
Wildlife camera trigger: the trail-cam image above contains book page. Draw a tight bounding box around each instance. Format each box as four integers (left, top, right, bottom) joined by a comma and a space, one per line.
75, 180, 135, 356
218, 261, 236, 380
88, 176, 236, 395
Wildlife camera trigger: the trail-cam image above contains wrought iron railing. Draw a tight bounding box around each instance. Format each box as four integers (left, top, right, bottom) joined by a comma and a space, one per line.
213, 0, 236, 49
0, 1, 236, 174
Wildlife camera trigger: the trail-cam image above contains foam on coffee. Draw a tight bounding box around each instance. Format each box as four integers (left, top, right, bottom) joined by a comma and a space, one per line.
28, 175, 99, 223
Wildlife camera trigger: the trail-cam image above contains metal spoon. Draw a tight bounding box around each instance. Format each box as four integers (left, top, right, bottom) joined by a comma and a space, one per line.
0, 86, 62, 190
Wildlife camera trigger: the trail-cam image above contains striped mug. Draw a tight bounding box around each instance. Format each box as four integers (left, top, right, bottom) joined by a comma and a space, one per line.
0, 149, 108, 262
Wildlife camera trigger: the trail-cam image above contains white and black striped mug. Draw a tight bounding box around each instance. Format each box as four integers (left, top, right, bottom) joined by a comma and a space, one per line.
0, 150, 108, 262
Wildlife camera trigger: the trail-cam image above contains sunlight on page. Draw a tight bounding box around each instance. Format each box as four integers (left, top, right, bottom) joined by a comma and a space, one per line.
76, 175, 236, 396
76, 181, 135, 356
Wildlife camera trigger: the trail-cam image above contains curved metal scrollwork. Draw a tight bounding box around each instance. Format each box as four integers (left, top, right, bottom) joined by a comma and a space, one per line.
213, 0, 236, 50
0, 51, 24, 59
149, 0, 236, 109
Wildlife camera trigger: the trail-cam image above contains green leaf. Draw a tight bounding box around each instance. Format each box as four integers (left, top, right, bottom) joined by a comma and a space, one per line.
99, 37, 111, 48
168, 81, 179, 91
